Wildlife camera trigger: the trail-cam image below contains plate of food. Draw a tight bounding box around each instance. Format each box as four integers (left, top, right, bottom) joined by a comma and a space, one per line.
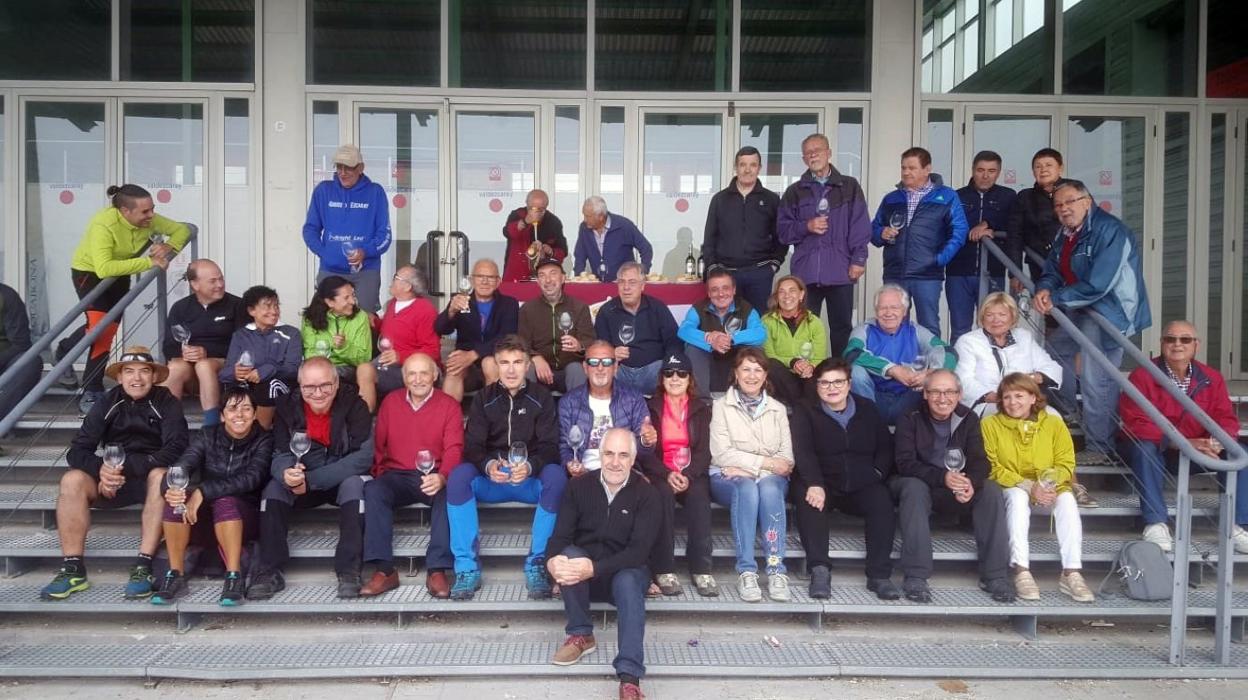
568, 272, 600, 283
673, 275, 701, 284
645, 273, 665, 283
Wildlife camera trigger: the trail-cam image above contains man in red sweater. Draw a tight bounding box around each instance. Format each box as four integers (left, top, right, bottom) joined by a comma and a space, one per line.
359, 353, 463, 598
374, 265, 442, 398
502, 189, 567, 282
1119, 320, 1245, 553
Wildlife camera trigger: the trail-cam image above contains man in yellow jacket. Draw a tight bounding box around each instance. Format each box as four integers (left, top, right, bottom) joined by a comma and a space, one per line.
58, 185, 190, 414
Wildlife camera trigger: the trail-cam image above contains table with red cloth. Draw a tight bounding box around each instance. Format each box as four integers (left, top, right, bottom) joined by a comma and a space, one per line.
500, 280, 706, 322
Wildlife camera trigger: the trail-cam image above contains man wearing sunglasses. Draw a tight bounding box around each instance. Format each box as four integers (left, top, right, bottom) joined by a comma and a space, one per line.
247, 357, 375, 601
1119, 321, 1246, 553
558, 340, 654, 478
1031, 180, 1151, 457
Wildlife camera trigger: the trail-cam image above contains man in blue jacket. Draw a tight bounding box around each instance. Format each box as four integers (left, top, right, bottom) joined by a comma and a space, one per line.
1033, 180, 1151, 455
871, 147, 968, 338
777, 133, 872, 357
950, 151, 1016, 344
677, 269, 766, 398
302, 144, 393, 312
433, 258, 519, 402
558, 341, 654, 478
572, 196, 653, 283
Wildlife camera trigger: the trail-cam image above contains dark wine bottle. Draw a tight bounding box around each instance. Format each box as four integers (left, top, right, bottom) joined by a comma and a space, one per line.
684, 244, 696, 277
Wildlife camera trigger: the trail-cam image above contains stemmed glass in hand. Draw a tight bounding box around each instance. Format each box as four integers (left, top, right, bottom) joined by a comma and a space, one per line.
505, 441, 527, 476
944, 448, 967, 495
816, 198, 830, 218
102, 444, 125, 475
618, 323, 635, 347
290, 431, 312, 464
341, 241, 362, 273
167, 465, 190, 515
798, 341, 813, 362
673, 446, 692, 473
171, 324, 191, 348
724, 317, 742, 335
887, 211, 906, 245
558, 312, 574, 337
1038, 468, 1059, 492
416, 449, 436, 476
376, 337, 393, 369
567, 425, 585, 463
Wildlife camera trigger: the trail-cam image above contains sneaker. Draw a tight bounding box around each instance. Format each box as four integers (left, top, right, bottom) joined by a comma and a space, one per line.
56, 367, 79, 390
451, 570, 482, 600
78, 390, 104, 417
1058, 571, 1094, 603
39, 568, 89, 601
808, 565, 831, 599
1012, 569, 1041, 601
737, 571, 762, 602
692, 574, 720, 597
124, 564, 155, 599
150, 570, 187, 605
219, 571, 244, 606
1072, 482, 1099, 508
1232, 526, 1248, 555
903, 577, 932, 604
245, 570, 285, 600
618, 680, 644, 699
654, 573, 681, 596
552, 634, 597, 665
767, 573, 791, 602
525, 558, 553, 599
337, 572, 361, 599
980, 577, 1016, 603
1143, 523, 1174, 553
867, 577, 901, 601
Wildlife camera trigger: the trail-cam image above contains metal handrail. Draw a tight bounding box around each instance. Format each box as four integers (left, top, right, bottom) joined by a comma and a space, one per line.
0, 225, 198, 437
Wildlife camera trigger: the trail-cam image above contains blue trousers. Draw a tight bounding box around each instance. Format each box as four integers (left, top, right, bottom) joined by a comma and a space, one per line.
362, 470, 452, 570
1047, 309, 1123, 451
892, 278, 944, 339
944, 274, 980, 346
446, 462, 567, 572
851, 364, 923, 425
710, 472, 789, 575
1122, 439, 1248, 526
615, 360, 661, 396
728, 265, 776, 318
559, 545, 648, 679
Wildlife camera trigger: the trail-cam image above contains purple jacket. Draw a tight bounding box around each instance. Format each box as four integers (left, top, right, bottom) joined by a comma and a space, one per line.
777, 168, 872, 286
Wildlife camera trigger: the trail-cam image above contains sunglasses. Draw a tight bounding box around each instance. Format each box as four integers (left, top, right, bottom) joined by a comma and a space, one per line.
585, 357, 617, 368
662, 369, 690, 379
1162, 335, 1197, 345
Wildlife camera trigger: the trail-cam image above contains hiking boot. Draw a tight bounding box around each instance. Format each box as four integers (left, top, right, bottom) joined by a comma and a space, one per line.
903, 577, 932, 604
150, 570, 187, 605
980, 577, 1016, 603
40, 567, 89, 601
693, 574, 719, 597
525, 557, 552, 599
737, 571, 762, 602
451, 570, 482, 600
219, 571, 244, 606
552, 634, 597, 665
124, 564, 155, 599
618, 679, 644, 699
807, 565, 831, 599
1012, 569, 1041, 601
654, 573, 681, 596
245, 570, 285, 600
867, 577, 902, 601
1058, 571, 1094, 603
767, 573, 791, 602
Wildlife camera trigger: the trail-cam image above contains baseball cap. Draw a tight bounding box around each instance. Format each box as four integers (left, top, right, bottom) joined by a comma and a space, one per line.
535, 257, 564, 273
332, 144, 363, 168
661, 352, 690, 372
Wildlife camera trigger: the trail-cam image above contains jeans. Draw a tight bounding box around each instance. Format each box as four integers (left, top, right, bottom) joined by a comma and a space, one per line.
363, 470, 453, 570
709, 472, 789, 575
793, 478, 895, 579
1003, 487, 1082, 569
559, 545, 648, 680
896, 278, 944, 339
890, 475, 1009, 582
944, 274, 979, 346
850, 364, 922, 425
649, 473, 713, 575
446, 462, 567, 572
1122, 439, 1248, 526
615, 360, 661, 396
1047, 309, 1123, 451
728, 265, 776, 317
526, 362, 587, 394
805, 283, 856, 357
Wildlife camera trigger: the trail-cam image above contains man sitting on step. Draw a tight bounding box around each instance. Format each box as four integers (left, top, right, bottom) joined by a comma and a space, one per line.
245, 356, 373, 601
547, 427, 659, 700
359, 353, 459, 599
446, 335, 566, 600
41, 347, 189, 600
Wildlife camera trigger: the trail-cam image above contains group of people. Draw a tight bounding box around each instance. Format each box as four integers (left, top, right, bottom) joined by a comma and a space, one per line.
12, 134, 1244, 700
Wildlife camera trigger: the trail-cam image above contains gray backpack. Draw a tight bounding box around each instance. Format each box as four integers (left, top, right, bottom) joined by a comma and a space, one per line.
1098, 541, 1173, 601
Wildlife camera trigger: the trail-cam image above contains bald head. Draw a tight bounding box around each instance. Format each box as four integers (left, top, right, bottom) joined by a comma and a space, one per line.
402, 352, 440, 401
600, 427, 638, 489
187, 259, 225, 305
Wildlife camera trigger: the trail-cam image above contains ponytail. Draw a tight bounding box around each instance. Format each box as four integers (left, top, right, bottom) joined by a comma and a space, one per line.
107, 184, 152, 210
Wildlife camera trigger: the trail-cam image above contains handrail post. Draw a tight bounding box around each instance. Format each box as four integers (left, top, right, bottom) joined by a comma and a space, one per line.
155, 268, 169, 362
1214, 469, 1236, 665
1169, 454, 1192, 665
978, 244, 989, 304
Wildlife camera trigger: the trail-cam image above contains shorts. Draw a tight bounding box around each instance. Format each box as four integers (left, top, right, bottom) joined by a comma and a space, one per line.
460, 360, 485, 394
92, 475, 150, 510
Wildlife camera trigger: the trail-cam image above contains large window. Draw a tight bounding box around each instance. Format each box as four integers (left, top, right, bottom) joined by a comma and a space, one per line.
359, 107, 441, 279
595, 0, 730, 92
0, 3, 111, 80
1207, 0, 1248, 98
1063, 0, 1197, 97
740, 0, 871, 92
309, 0, 439, 86
121, 0, 256, 82
739, 114, 819, 193
452, 0, 586, 89
1160, 112, 1190, 329
599, 107, 626, 213
641, 113, 721, 277
224, 99, 253, 286
922, 0, 1052, 94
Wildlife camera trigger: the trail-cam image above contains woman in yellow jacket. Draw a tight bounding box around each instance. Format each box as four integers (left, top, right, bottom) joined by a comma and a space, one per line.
982, 372, 1093, 603
60, 185, 190, 413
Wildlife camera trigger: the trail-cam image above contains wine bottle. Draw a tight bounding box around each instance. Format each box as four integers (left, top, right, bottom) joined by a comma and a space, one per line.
684, 244, 696, 277
696, 251, 705, 278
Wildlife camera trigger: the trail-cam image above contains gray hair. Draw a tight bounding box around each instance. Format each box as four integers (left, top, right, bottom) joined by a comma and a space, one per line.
583, 195, 608, 216
1053, 179, 1091, 199
617, 261, 644, 279
801, 133, 830, 151
1162, 319, 1199, 338
923, 368, 962, 392
396, 265, 428, 297
874, 283, 910, 311
601, 427, 638, 460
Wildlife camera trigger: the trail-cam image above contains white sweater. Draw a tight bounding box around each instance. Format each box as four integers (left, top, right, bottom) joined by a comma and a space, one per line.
954, 327, 1063, 414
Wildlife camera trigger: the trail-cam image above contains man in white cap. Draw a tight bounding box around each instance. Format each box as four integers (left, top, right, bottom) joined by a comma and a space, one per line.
302, 143, 393, 312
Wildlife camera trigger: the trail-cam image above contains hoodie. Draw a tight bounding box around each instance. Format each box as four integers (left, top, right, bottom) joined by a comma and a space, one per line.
302, 173, 393, 274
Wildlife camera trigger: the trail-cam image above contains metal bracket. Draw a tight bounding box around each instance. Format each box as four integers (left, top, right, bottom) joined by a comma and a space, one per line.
41, 511, 56, 530
176, 612, 201, 634
807, 611, 823, 632
3, 557, 32, 578
1010, 614, 1038, 641
405, 558, 419, 578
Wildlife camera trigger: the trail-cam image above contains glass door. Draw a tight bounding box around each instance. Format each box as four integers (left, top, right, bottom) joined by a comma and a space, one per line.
1237, 111, 1248, 378
965, 109, 1057, 193
452, 107, 539, 271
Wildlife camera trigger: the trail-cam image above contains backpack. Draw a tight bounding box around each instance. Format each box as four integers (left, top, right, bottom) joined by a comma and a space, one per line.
1098, 540, 1173, 601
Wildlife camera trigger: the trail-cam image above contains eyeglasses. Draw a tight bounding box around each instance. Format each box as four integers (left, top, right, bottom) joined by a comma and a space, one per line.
924, 389, 960, 398
585, 357, 616, 368
662, 369, 690, 379
1162, 335, 1197, 345
472, 274, 499, 281
816, 378, 849, 390
299, 382, 336, 396
1053, 195, 1089, 209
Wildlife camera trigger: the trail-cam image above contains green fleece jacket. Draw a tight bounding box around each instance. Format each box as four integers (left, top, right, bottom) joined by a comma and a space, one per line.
301, 311, 372, 367
761, 310, 828, 368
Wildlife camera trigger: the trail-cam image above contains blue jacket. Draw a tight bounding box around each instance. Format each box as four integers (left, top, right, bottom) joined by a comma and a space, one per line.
777, 168, 872, 286
677, 298, 766, 353
557, 382, 652, 467
870, 174, 969, 281
1036, 206, 1152, 336
572, 214, 653, 283
302, 173, 393, 274
218, 323, 302, 384
950, 182, 1016, 277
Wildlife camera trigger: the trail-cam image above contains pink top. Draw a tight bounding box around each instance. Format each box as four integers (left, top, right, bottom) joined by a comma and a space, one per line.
660, 396, 690, 472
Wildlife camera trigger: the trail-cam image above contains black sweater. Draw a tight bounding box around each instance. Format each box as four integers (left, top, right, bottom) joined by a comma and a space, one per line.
270, 390, 373, 492
463, 381, 560, 473
545, 471, 661, 579
168, 423, 273, 501
894, 403, 991, 490
162, 292, 249, 361
791, 396, 893, 493
68, 385, 189, 480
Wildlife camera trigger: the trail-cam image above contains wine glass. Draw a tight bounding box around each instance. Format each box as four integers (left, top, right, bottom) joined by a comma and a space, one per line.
508, 441, 528, 475
458, 276, 473, 294
102, 444, 125, 474
289, 431, 311, 464
237, 350, 254, 369
171, 324, 191, 346
375, 337, 393, 369
816, 198, 830, 217
911, 352, 929, 373
944, 448, 966, 475
167, 465, 190, 515
341, 241, 362, 273
674, 446, 692, 473
149, 232, 168, 245
724, 317, 742, 335
887, 211, 905, 245
567, 424, 585, 463
1038, 468, 1060, 492
314, 339, 331, 358
798, 341, 813, 361
416, 449, 436, 476
558, 312, 574, 336
618, 323, 636, 347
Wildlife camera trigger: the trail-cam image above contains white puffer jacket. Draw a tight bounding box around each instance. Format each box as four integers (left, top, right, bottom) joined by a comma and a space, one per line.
709, 388, 794, 478
954, 327, 1063, 414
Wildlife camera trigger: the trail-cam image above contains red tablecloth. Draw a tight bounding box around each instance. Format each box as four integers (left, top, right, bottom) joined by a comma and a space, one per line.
500, 281, 705, 306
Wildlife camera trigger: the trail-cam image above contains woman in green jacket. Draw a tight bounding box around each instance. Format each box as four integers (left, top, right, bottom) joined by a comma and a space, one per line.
301, 275, 378, 411
982, 372, 1092, 604
761, 275, 827, 406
